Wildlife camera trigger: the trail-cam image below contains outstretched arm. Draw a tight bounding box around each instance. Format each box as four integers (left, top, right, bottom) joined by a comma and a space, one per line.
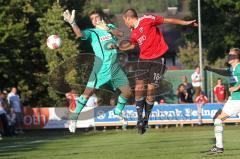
118, 40, 135, 51
109, 28, 124, 38
164, 18, 198, 27
95, 21, 124, 37
63, 10, 84, 38
204, 66, 231, 76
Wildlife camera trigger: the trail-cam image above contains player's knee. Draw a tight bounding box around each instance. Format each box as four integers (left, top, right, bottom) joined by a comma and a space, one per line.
214, 118, 223, 126
122, 90, 132, 99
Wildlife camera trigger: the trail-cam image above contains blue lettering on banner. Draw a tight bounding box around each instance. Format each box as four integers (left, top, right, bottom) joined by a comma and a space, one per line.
94, 104, 240, 123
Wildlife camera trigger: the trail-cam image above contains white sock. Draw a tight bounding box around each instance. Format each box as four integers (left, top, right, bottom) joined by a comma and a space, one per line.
214, 118, 223, 148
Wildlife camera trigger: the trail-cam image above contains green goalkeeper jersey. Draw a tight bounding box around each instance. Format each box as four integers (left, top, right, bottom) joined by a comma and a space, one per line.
229, 63, 240, 100
81, 24, 120, 79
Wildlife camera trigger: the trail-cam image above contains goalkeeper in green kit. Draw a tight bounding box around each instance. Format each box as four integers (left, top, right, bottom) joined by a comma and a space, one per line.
63, 9, 132, 133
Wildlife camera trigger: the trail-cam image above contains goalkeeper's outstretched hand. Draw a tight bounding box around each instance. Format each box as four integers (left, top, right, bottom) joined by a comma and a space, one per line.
63, 10, 76, 25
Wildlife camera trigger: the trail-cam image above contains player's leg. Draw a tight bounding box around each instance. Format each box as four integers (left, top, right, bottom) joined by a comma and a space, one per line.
197, 104, 203, 125
110, 68, 132, 129
76, 88, 94, 113
135, 80, 145, 127
135, 60, 149, 134
114, 86, 132, 116
144, 58, 166, 128
69, 88, 94, 133
208, 100, 240, 153
207, 111, 228, 154
144, 83, 156, 127
111, 68, 132, 116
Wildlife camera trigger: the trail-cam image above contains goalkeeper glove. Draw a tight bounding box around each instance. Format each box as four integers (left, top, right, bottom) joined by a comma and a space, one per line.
63, 10, 76, 26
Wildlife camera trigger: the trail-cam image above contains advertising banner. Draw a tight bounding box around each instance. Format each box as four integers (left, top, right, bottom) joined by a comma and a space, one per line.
23, 107, 95, 129
22, 104, 240, 128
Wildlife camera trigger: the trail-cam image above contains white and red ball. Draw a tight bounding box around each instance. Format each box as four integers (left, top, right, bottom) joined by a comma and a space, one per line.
47, 35, 61, 49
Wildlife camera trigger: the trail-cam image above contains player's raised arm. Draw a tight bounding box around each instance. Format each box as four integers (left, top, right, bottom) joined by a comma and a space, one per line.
109, 28, 124, 37
96, 20, 124, 37
63, 10, 84, 38
204, 66, 232, 76
164, 18, 198, 27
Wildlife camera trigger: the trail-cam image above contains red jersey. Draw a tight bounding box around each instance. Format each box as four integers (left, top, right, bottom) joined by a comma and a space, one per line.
214, 85, 226, 101
130, 15, 169, 60
195, 95, 208, 104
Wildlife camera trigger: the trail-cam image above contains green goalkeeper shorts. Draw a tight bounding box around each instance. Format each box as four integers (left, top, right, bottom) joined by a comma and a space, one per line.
86, 67, 129, 90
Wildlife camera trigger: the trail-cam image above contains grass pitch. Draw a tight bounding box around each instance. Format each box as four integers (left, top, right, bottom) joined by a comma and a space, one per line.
1, 125, 240, 159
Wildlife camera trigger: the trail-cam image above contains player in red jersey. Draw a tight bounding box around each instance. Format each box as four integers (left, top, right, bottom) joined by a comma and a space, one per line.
120, 8, 198, 134
213, 78, 227, 103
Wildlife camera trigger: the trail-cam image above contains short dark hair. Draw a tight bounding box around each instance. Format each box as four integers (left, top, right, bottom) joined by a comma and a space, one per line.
89, 8, 105, 18
123, 8, 138, 18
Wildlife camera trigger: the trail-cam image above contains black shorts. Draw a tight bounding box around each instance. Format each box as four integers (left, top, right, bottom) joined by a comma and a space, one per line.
136, 56, 166, 85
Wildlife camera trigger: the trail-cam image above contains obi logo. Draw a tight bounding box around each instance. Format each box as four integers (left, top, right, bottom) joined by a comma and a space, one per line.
137, 35, 146, 45
23, 108, 49, 128
100, 35, 112, 41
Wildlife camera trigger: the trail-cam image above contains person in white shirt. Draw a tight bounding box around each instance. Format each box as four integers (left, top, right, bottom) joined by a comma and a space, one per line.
191, 66, 202, 100
7, 87, 23, 134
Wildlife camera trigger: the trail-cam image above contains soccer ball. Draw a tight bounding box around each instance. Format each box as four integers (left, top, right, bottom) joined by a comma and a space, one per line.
47, 35, 61, 49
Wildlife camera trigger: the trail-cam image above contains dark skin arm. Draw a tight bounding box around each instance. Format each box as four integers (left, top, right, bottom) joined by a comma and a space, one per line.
204, 66, 231, 76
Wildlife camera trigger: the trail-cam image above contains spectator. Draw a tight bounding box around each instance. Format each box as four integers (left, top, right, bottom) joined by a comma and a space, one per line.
176, 84, 193, 104
181, 76, 193, 101
0, 91, 11, 136
195, 91, 208, 125
7, 87, 24, 134
191, 66, 202, 100
7, 108, 16, 135
213, 78, 227, 103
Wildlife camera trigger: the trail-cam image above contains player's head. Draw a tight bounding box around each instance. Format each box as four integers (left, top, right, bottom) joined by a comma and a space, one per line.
122, 8, 138, 29
217, 78, 222, 85
195, 66, 200, 74
228, 48, 240, 64
89, 9, 105, 27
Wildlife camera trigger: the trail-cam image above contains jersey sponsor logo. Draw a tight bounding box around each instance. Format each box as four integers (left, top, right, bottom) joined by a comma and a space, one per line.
100, 35, 112, 41
137, 35, 146, 45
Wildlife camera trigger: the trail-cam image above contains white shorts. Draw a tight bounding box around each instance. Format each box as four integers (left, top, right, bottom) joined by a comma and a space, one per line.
222, 99, 240, 116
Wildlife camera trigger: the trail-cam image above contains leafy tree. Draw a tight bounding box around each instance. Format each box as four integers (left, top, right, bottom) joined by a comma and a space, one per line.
178, 41, 207, 69
0, 0, 51, 106
185, 0, 240, 63
37, 2, 80, 102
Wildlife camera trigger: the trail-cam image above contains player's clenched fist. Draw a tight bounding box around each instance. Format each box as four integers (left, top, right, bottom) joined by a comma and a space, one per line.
96, 20, 110, 31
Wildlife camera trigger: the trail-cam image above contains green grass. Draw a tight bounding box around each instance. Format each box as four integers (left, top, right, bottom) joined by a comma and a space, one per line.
1, 125, 240, 159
